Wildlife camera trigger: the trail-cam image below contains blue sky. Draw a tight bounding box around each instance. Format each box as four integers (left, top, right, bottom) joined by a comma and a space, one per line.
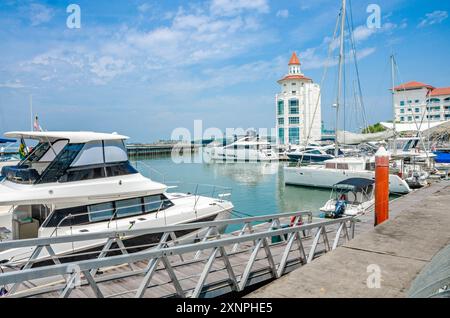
0, 0, 449, 142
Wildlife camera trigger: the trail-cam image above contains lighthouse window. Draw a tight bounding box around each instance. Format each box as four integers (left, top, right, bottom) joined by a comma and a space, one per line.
277, 101, 284, 115
289, 99, 299, 114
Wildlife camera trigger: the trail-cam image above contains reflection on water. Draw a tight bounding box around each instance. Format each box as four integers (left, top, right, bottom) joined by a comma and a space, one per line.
133, 152, 331, 218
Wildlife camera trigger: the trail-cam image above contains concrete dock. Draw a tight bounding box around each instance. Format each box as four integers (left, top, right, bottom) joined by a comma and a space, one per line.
248, 180, 450, 298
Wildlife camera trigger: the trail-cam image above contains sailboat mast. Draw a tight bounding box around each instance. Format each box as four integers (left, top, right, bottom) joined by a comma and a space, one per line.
391, 55, 397, 155
335, 0, 346, 157
30, 95, 33, 131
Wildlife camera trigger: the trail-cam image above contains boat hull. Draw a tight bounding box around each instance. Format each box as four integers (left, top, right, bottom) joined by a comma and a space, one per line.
284, 166, 411, 194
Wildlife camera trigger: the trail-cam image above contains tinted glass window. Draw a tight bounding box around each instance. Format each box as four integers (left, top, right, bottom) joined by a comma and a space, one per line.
59, 166, 106, 182
143, 195, 163, 212
106, 162, 138, 177
116, 198, 142, 217
88, 202, 114, 222
143, 195, 173, 212
37, 143, 84, 184
44, 205, 89, 227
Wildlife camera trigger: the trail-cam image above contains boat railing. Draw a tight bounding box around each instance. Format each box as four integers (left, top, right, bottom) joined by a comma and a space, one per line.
0, 210, 358, 298
131, 160, 166, 183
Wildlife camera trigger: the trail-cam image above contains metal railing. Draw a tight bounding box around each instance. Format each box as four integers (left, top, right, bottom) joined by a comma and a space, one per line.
0, 211, 355, 298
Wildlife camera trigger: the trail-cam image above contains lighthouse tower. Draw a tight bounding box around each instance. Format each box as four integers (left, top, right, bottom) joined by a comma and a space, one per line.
275, 52, 322, 145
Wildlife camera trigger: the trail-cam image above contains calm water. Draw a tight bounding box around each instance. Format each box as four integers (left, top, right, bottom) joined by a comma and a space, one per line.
133, 153, 332, 219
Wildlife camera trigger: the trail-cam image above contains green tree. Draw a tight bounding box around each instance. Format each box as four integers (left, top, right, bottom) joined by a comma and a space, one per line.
362, 123, 387, 134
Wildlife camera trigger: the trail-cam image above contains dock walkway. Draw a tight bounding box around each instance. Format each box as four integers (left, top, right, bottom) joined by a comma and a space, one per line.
247, 180, 450, 298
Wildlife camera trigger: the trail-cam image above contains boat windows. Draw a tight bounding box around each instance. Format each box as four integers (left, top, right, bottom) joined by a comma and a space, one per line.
89, 202, 114, 222
105, 161, 138, 177
325, 162, 348, 170
104, 140, 128, 163
59, 165, 106, 182
43, 194, 174, 228
305, 150, 322, 155
144, 195, 169, 212
39, 140, 68, 163
37, 143, 84, 183
20, 142, 51, 164
71, 141, 104, 167
43, 205, 89, 227
116, 198, 142, 218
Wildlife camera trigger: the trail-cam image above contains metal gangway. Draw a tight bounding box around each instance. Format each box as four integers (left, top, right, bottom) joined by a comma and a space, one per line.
0, 211, 356, 298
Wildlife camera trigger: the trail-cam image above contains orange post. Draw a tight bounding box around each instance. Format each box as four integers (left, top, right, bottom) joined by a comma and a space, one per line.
375, 146, 389, 226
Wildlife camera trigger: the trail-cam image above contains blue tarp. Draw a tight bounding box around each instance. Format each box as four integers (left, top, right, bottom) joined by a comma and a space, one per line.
0, 138, 16, 144
434, 152, 450, 164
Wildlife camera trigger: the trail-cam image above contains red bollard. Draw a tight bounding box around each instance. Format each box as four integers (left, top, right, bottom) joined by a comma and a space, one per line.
375, 146, 389, 226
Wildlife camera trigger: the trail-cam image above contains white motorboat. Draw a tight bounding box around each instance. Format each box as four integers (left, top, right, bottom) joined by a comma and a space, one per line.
0, 131, 233, 265
284, 156, 411, 194
320, 178, 375, 217
205, 132, 278, 162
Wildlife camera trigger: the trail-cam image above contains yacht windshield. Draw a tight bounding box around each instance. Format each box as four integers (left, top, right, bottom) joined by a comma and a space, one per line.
19, 142, 51, 166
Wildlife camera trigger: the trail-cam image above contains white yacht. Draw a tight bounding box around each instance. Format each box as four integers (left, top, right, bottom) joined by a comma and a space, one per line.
284, 156, 411, 194
0, 131, 233, 265
205, 133, 278, 162
320, 178, 375, 217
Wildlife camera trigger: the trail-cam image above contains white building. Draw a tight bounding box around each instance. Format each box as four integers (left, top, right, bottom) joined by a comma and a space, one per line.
394, 81, 450, 123
275, 52, 321, 145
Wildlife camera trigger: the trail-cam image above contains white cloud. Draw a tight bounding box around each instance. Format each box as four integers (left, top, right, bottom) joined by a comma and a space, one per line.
89, 56, 134, 83
352, 25, 377, 42
418, 10, 448, 28
0, 80, 25, 89
29, 3, 54, 26
210, 0, 269, 16
276, 9, 289, 19
138, 3, 152, 13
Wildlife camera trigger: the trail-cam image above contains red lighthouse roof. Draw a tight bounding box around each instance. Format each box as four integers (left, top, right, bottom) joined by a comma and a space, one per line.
393, 81, 434, 91
288, 52, 300, 65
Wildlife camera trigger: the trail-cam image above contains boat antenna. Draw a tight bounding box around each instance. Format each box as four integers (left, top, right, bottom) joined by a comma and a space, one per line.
335, 0, 346, 157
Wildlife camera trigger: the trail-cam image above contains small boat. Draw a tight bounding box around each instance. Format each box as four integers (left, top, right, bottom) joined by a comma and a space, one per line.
0, 131, 233, 266
320, 178, 374, 217
205, 131, 278, 162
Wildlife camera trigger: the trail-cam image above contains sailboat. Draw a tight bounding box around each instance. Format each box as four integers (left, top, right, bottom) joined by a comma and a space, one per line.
283, 0, 411, 194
